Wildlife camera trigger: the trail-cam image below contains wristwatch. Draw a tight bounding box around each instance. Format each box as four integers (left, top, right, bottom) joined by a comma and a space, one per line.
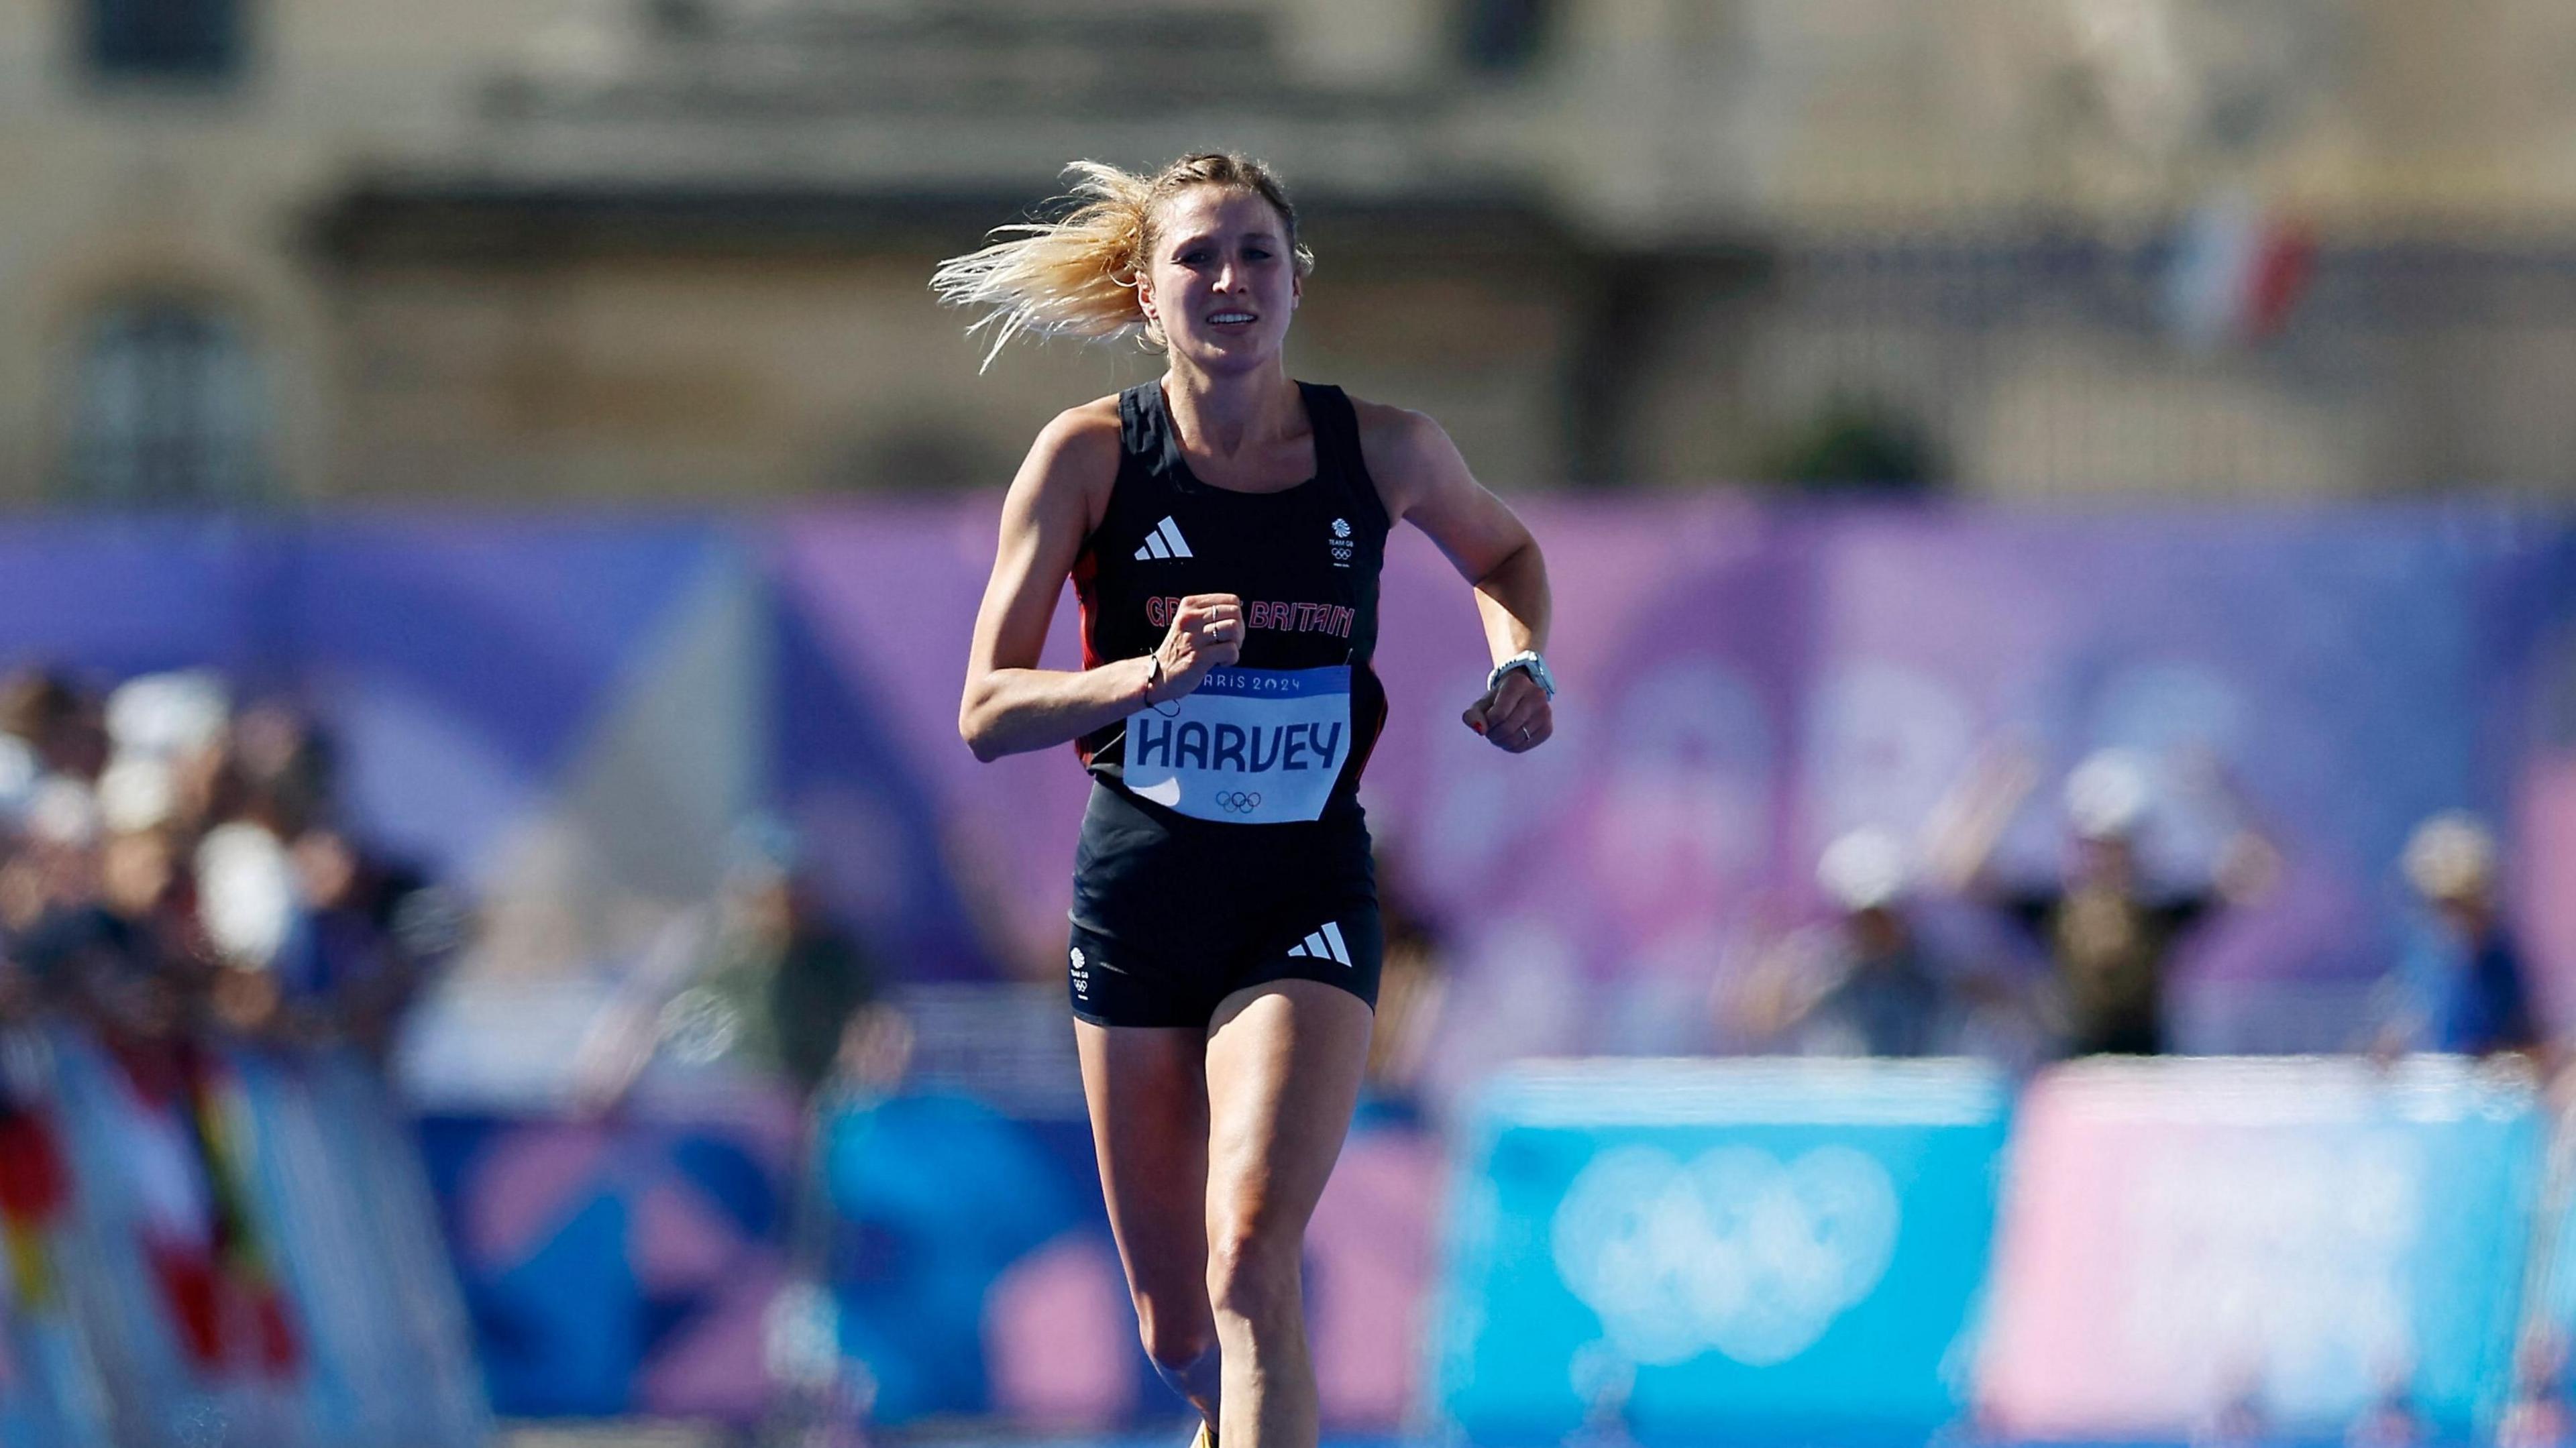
1487, 651, 1556, 700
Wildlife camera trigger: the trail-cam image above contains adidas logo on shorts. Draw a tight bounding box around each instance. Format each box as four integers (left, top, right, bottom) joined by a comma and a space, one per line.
1284, 921, 1354, 967
1134, 516, 1193, 561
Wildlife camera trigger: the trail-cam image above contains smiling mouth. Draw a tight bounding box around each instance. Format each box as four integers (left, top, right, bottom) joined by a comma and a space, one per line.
1208, 312, 1258, 326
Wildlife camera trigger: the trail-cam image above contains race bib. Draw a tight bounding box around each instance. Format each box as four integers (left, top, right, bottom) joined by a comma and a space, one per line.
1123, 665, 1351, 824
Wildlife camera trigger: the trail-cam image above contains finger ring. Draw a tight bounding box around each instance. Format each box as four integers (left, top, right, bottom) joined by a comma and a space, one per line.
1518, 726, 1532, 742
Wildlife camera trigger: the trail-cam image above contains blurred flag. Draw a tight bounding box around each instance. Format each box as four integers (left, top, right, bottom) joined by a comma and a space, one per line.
2164, 190, 2316, 349
0, 1101, 68, 1308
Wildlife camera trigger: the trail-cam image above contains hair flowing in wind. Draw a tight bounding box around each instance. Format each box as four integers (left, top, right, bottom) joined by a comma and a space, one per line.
932, 154, 1311, 373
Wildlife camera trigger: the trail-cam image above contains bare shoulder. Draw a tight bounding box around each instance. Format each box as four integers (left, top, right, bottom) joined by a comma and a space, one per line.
1010, 394, 1125, 523
1346, 396, 1463, 517
1348, 396, 1452, 467
1034, 394, 1126, 473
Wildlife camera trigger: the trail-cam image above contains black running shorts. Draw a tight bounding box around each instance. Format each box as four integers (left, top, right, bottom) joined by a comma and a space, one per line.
1066, 781, 1382, 1028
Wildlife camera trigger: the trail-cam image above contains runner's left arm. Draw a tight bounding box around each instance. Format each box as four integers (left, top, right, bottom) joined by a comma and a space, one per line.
1358, 402, 1554, 754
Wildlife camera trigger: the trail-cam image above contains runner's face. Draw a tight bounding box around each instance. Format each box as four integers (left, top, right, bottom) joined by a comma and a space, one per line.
1139, 186, 1299, 374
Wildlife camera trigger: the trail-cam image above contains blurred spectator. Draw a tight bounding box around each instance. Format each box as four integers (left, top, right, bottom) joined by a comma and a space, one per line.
1364, 841, 1448, 1111
18, 826, 196, 1046
0, 949, 35, 1023
0, 668, 109, 781
1931, 746, 2277, 1057
570, 818, 897, 1444
2371, 814, 2537, 1060
229, 702, 335, 840
2345, 1363, 2427, 1448
1735, 829, 1945, 1056
0, 665, 463, 1060
599, 817, 894, 1109
0, 665, 466, 1389
1729, 828, 2026, 1060
297, 831, 462, 1056
2500, 1331, 2574, 1448
695, 819, 886, 1101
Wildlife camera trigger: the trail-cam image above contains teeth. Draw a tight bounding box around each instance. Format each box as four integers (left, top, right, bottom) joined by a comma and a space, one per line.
1211, 313, 1254, 323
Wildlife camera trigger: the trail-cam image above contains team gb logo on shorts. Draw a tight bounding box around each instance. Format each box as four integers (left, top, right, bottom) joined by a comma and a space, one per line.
1330, 517, 1354, 567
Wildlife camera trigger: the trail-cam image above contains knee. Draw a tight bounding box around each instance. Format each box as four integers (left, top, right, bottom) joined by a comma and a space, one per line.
1205, 1217, 1303, 1327
1136, 1296, 1215, 1375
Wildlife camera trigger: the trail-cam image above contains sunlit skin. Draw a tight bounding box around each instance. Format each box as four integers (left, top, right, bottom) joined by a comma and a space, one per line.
957, 182, 1555, 762
1136, 187, 1302, 390
2072, 834, 2138, 893
1849, 905, 1909, 961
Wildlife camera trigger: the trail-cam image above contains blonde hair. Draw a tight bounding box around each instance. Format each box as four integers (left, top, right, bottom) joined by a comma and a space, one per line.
932, 153, 1313, 372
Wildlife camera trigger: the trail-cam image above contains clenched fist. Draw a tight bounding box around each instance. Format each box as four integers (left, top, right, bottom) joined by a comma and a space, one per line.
1148, 593, 1244, 703
1463, 668, 1552, 753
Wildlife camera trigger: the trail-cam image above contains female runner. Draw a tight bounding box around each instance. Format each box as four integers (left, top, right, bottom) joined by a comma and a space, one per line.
944, 152, 1554, 1448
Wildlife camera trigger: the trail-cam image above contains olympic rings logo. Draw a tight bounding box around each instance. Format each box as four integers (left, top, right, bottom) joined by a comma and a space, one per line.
1215, 791, 1264, 814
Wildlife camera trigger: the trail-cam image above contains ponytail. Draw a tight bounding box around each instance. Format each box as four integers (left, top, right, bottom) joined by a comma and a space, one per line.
933, 153, 1311, 372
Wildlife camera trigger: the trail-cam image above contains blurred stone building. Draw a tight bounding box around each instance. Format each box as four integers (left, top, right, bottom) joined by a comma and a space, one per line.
8, 0, 2576, 503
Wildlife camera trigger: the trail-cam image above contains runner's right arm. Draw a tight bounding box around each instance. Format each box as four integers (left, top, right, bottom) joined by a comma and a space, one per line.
960, 405, 1241, 761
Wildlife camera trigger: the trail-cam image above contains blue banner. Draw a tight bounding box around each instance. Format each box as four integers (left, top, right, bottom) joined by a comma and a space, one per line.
1430, 1060, 2011, 1445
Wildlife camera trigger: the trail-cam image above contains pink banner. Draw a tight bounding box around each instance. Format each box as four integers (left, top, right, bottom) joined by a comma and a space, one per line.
1979, 1058, 2538, 1439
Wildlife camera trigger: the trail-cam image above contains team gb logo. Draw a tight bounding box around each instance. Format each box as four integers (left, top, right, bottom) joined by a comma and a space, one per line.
1330, 518, 1354, 567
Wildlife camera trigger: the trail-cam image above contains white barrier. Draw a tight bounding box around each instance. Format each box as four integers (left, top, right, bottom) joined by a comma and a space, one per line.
0, 1026, 488, 1448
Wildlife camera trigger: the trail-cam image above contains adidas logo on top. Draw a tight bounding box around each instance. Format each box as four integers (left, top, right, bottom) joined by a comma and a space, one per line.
1284, 921, 1354, 967
1134, 516, 1194, 561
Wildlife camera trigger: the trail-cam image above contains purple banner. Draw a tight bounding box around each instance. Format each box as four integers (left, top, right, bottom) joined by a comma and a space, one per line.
0, 504, 2554, 1068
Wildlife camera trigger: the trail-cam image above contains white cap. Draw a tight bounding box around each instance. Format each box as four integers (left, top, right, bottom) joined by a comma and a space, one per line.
2402, 812, 2496, 902
96, 754, 177, 834
1817, 826, 1911, 911
197, 822, 298, 968
2064, 748, 2154, 842
105, 671, 229, 760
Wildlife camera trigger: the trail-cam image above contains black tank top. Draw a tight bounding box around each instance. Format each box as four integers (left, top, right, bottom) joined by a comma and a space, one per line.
1073, 380, 1391, 818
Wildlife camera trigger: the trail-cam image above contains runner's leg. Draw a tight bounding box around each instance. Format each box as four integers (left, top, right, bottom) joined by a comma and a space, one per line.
1200, 979, 1373, 1448
1075, 1022, 1222, 1426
